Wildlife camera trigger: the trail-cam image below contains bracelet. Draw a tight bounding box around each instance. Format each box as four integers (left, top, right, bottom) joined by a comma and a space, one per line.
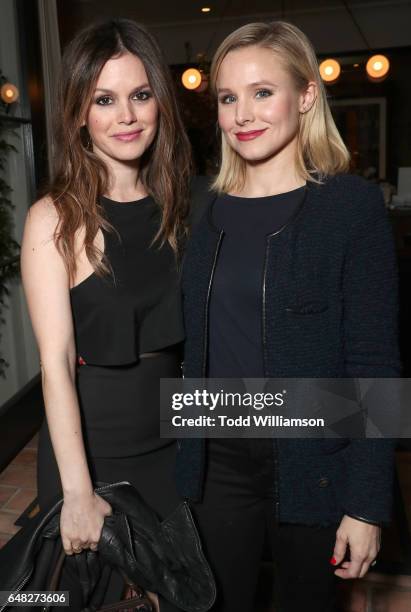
345, 512, 381, 527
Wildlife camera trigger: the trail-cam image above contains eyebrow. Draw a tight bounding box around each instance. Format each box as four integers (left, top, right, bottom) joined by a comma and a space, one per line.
94, 83, 151, 94
217, 81, 278, 93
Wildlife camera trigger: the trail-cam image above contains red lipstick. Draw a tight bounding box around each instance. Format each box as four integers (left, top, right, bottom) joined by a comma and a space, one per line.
235, 128, 267, 141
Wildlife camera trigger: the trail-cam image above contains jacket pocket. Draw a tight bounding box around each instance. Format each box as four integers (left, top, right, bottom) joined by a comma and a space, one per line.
285, 301, 329, 315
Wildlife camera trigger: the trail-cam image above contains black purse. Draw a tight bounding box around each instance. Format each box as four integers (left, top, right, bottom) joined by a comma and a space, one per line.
44, 546, 154, 611
0, 481, 216, 612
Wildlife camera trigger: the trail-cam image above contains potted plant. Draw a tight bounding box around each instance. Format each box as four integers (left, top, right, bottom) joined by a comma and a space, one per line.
0, 69, 20, 376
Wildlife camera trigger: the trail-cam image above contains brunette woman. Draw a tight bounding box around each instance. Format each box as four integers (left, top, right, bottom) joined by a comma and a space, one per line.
178, 21, 400, 612
21, 19, 191, 611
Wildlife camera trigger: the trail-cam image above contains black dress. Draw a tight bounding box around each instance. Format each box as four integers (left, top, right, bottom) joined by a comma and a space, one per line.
37, 195, 183, 610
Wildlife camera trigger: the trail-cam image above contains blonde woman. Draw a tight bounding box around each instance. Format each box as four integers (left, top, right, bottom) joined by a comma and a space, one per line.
177, 22, 400, 612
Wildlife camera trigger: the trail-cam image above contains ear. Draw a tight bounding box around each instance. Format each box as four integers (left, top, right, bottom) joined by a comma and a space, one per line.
299, 81, 317, 114
80, 110, 89, 128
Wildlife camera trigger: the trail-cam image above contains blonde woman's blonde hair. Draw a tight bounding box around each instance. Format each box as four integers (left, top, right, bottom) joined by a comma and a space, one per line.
210, 21, 350, 193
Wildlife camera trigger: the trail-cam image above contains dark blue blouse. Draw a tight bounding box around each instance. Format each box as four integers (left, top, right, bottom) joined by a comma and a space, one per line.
208, 187, 304, 377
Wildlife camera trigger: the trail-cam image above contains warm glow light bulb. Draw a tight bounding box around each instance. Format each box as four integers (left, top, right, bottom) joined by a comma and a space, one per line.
366, 54, 390, 80
182, 68, 202, 90
0, 82, 19, 104
201, 7, 211, 12
319, 59, 341, 83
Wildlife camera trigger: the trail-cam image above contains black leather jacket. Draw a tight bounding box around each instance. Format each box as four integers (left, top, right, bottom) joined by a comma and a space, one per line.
0, 481, 215, 612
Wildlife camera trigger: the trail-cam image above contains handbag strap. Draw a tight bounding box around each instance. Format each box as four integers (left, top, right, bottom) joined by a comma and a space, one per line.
41, 546, 66, 612
96, 568, 154, 612
94, 576, 153, 612
95, 594, 153, 612
42, 544, 154, 612
47, 548, 66, 591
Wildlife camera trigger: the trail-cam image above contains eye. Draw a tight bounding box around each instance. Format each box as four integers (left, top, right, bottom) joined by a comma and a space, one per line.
255, 89, 272, 99
95, 95, 113, 106
219, 94, 236, 105
132, 90, 153, 101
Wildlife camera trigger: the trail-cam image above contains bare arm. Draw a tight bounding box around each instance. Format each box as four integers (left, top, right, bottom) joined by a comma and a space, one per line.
21, 198, 110, 554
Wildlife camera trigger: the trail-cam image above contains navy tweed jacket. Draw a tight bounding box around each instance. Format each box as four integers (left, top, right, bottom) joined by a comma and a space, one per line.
176, 174, 401, 526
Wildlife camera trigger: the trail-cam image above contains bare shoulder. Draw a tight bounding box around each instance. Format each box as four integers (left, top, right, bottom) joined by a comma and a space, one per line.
22, 195, 63, 258
25, 195, 59, 238
21, 195, 66, 277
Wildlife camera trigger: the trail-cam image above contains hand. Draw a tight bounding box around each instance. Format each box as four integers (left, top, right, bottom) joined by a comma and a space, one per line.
60, 491, 112, 555
331, 515, 381, 579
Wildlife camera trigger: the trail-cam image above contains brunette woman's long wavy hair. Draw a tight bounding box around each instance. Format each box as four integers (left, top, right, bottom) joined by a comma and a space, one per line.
49, 19, 192, 281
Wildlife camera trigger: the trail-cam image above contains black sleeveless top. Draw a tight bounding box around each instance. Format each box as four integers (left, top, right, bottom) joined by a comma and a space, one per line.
70, 195, 184, 365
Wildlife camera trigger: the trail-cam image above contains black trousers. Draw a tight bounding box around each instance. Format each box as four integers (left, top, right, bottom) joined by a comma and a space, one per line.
191, 439, 339, 612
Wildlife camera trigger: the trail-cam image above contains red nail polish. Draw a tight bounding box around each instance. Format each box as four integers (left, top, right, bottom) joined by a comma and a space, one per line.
330, 557, 337, 565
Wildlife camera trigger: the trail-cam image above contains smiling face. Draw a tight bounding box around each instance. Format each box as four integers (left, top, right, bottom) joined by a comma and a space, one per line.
216, 45, 312, 166
86, 52, 158, 167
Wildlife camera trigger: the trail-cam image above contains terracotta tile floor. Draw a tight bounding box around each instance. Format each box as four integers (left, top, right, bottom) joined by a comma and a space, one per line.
1, 437, 411, 611
0, 434, 38, 543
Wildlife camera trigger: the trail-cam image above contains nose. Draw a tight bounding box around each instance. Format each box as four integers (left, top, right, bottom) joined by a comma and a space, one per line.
235, 96, 254, 126
117, 99, 137, 125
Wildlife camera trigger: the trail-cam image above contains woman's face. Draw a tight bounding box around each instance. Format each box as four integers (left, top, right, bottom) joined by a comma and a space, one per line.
216, 45, 310, 164
86, 52, 158, 166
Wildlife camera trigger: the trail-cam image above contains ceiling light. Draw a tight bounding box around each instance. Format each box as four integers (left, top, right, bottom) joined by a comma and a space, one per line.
201, 7, 211, 12
319, 59, 341, 83
182, 68, 202, 90
366, 54, 390, 81
0, 82, 19, 104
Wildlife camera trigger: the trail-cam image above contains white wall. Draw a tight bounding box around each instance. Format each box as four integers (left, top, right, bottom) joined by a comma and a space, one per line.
0, 0, 40, 407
